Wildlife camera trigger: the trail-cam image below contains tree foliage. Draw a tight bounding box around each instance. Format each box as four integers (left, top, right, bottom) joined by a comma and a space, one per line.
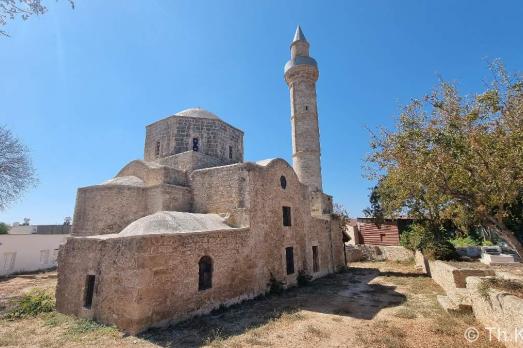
366, 61, 523, 257
399, 223, 458, 261
0, 222, 9, 234
362, 184, 385, 224
333, 203, 351, 242
0, 0, 73, 37
0, 126, 37, 210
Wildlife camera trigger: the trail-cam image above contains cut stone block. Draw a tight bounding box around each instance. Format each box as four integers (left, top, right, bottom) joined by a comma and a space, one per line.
437, 295, 472, 314
481, 253, 516, 265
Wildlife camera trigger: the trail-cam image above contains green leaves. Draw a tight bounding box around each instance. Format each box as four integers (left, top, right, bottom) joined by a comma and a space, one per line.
366, 62, 523, 255
4, 289, 55, 319
477, 90, 501, 113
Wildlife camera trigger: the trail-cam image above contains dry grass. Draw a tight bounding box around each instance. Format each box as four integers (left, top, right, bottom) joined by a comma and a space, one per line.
393, 307, 417, 319
0, 262, 508, 347
479, 277, 523, 299
305, 324, 330, 339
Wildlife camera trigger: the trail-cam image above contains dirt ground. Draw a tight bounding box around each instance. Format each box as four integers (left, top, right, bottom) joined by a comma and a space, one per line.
0, 261, 504, 348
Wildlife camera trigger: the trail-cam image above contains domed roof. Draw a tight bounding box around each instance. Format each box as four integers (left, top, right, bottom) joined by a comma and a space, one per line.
101, 176, 145, 187
175, 108, 221, 120
119, 211, 233, 236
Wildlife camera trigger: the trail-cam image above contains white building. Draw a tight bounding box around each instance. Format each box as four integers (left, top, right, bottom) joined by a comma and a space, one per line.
0, 225, 70, 276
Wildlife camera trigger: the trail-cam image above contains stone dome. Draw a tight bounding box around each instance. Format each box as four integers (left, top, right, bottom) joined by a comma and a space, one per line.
119, 211, 233, 236
175, 108, 221, 120
101, 176, 145, 187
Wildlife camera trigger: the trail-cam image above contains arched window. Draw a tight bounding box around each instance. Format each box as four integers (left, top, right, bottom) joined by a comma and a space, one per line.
198, 256, 213, 291
280, 175, 287, 189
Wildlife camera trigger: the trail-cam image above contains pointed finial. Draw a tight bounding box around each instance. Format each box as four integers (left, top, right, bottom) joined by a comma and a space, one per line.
292, 25, 307, 43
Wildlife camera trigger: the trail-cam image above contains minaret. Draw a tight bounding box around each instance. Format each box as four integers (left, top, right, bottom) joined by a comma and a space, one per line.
284, 26, 323, 192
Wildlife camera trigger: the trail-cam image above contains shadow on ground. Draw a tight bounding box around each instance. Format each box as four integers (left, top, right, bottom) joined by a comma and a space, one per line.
137, 266, 423, 347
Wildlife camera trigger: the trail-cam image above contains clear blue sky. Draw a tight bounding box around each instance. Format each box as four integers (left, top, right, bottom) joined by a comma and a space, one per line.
1, 0, 523, 224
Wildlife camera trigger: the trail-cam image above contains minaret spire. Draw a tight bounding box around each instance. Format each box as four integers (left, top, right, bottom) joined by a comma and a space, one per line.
293, 25, 307, 43
284, 26, 323, 192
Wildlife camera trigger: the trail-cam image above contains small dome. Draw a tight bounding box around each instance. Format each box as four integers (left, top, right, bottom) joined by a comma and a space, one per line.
119, 211, 232, 236
102, 176, 145, 187
175, 108, 221, 120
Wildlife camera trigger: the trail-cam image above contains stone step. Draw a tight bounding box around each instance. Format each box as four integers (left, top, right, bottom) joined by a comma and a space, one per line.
437, 295, 472, 314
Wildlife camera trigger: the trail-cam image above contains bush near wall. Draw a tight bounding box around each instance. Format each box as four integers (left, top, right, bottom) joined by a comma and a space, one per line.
400, 223, 458, 261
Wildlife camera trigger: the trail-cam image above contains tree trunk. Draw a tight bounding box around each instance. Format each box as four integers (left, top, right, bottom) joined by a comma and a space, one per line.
487, 216, 523, 259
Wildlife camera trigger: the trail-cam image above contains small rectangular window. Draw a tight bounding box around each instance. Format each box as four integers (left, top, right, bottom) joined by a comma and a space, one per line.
155, 141, 161, 157
285, 247, 294, 275
312, 245, 319, 273
380, 233, 386, 242
192, 138, 199, 151
84, 275, 96, 309
229, 146, 233, 159
282, 206, 292, 227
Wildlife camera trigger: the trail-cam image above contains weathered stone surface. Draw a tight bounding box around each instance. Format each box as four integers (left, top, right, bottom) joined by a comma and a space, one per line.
144, 110, 243, 166
285, 28, 323, 192
430, 260, 495, 307
467, 276, 523, 348
346, 245, 413, 262
437, 295, 472, 314
57, 29, 345, 335
415, 250, 431, 275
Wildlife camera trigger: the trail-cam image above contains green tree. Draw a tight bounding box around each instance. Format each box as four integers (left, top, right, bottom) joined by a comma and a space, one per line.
0, 222, 8, 234
362, 184, 385, 224
366, 61, 523, 257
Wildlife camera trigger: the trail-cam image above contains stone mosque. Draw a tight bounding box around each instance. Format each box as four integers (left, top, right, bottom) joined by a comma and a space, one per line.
56, 26, 345, 334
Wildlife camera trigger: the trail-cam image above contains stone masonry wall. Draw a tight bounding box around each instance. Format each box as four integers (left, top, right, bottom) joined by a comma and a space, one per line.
72, 184, 192, 236
145, 185, 192, 213
117, 160, 187, 187
144, 116, 243, 165
246, 159, 344, 283
72, 186, 147, 236
467, 276, 523, 348
430, 261, 495, 306
191, 163, 251, 214
60, 158, 345, 333
345, 245, 413, 262
310, 191, 333, 216
159, 151, 224, 172
286, 63, 322, 192
56, 228, 257, 334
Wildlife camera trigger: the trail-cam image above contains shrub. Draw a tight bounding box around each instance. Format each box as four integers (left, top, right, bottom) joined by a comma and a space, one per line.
297, 270, 312, 287
336, 265, 349, 273
450, 236, 480, 247
400, 223, 458, 260
400, 223, 431, 251
423, 240, 458, 261
0, 222, 9, 234
67, 319, 118, 335
4, 289, 55, 319
267, 273, 284, 295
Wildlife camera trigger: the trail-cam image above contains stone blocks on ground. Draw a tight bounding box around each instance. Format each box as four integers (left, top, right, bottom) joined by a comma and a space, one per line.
467, 276, 523, 348
345, 245, 414, 263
